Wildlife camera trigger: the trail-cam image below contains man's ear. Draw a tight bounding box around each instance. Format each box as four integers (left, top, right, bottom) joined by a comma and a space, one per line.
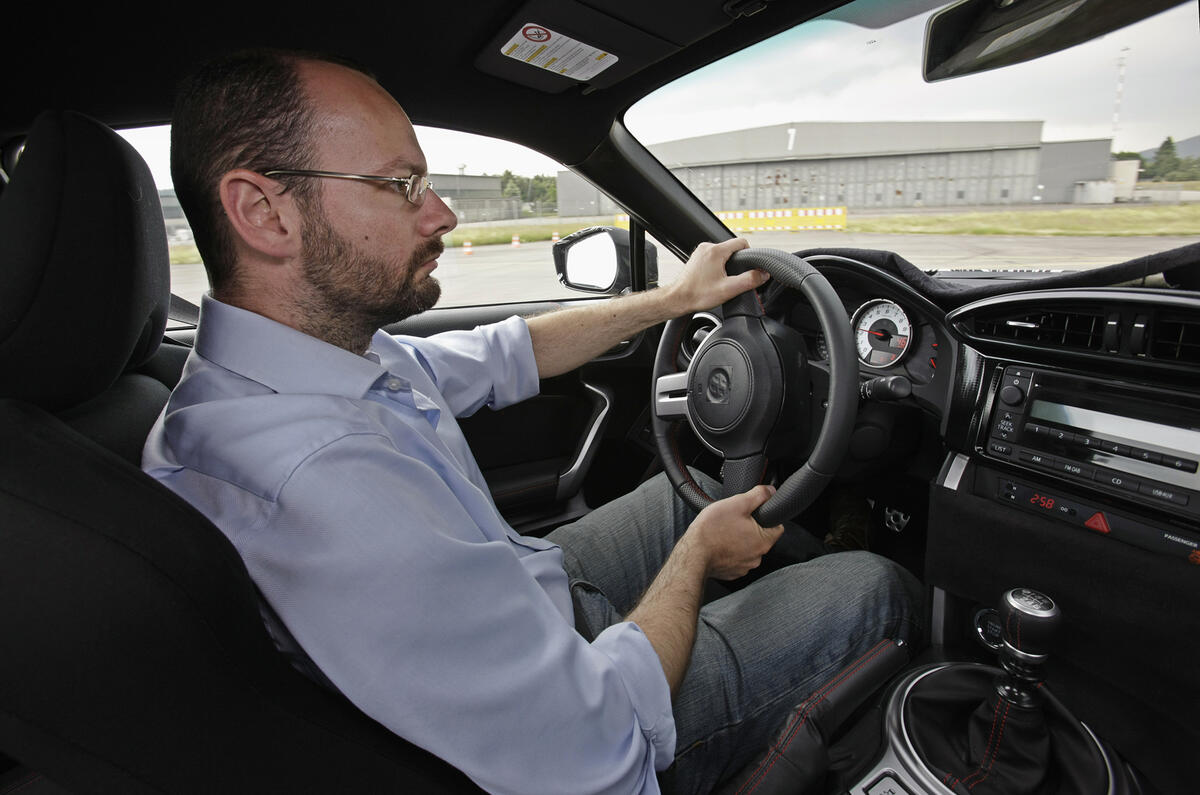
218, 170, 302, 260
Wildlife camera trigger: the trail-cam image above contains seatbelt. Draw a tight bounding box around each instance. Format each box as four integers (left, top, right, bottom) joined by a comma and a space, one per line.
168, 293, 201, 326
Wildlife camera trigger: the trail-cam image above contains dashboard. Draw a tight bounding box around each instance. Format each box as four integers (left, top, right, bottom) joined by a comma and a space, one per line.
772, 251, 1200, 558
764, 253, 955, 426
670, 246, 1199, 792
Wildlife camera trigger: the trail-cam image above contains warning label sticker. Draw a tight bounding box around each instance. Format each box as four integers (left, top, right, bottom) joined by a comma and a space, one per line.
500, 23, 618, 82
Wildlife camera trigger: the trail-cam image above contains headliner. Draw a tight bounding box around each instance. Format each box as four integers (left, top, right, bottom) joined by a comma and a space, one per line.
3, 1, 853, 165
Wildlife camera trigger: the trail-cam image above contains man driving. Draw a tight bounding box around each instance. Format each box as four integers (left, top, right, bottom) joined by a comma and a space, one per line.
144, 49, 921, 794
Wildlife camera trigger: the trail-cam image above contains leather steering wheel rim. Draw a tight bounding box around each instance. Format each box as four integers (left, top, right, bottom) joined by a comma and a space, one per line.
651, 248, 858, 527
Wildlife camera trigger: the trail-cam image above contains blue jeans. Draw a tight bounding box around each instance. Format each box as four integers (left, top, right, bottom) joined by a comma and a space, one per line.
547, 472, 922, 794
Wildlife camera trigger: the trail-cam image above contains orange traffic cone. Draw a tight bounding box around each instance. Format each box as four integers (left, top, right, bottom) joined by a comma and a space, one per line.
551, 231, 560, 242
511, 234, 520, 247
463, 240, 473, 256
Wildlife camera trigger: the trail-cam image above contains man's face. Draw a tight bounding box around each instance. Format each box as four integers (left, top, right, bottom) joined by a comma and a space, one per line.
294, 60, 458, 325
298, 194, 443, 327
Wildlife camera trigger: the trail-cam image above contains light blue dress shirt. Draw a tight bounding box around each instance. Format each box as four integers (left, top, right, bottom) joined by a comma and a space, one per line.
143, 296, 675, 794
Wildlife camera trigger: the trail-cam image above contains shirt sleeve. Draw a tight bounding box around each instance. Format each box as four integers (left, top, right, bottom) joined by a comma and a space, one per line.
397, 316, 539, 417
241, 431, 674, 795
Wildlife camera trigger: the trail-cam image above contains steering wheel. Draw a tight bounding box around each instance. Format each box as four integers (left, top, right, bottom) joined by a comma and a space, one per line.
651, 248, 858, 527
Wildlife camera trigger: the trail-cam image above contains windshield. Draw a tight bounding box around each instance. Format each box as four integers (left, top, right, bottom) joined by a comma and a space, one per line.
625, 0, 1200, 272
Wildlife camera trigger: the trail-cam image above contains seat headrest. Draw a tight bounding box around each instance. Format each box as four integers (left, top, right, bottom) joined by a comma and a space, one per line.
0, 110, 170, 411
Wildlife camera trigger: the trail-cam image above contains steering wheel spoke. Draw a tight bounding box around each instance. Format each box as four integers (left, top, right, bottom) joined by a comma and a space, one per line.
653, 371, 690, 419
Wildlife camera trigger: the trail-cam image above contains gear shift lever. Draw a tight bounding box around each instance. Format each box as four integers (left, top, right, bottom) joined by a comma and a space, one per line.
995, 587, 1061, 709
878, 587, 1125, 795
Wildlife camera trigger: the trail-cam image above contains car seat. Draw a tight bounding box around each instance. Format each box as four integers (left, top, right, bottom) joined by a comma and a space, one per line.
0, 110, 480, 793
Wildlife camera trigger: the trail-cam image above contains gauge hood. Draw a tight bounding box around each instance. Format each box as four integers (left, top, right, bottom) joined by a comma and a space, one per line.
794, 242, 1200, 310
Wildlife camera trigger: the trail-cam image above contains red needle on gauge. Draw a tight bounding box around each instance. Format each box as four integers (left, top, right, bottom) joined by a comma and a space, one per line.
860, 328, 885, 337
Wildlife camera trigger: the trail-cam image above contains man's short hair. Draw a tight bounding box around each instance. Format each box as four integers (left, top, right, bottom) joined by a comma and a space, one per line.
170, 49, 370, 293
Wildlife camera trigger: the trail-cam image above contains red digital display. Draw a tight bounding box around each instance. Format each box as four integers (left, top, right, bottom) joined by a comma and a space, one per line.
1030, 493, 1056, 510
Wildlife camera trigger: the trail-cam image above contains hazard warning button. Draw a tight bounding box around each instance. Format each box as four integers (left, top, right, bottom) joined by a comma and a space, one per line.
1084, 512, 1112, 534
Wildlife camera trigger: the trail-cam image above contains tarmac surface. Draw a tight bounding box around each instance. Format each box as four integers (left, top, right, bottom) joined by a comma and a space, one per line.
168, 230, 1197, 310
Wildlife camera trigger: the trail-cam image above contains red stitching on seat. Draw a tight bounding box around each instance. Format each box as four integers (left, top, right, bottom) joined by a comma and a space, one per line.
737, 639, 894, 794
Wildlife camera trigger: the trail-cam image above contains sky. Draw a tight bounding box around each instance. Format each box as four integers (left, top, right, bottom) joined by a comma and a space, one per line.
625, 1, 1200, 153
122, 0, 1200, 188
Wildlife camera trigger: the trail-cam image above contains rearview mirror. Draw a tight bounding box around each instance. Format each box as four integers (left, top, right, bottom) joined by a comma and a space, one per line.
552, 226, 659, 295
924, 0, 1185, 82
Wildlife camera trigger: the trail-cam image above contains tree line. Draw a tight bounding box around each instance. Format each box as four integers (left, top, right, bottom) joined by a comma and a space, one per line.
1114, 137, 1200, 182
499, 170, 557, 205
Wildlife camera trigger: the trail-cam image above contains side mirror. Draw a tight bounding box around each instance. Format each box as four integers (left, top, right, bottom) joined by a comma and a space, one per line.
553, 226, 658, 295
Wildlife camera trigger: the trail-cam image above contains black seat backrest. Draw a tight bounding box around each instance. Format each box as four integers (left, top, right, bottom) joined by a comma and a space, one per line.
0, 399, 479, 792
0, 110, 174, 456
0, 111, 479, 791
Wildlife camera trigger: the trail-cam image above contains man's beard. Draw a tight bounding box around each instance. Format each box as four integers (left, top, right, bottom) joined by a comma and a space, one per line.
298, 207, 442, 333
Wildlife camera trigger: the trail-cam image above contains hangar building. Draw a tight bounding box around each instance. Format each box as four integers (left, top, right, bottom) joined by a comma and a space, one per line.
557, 121, 1112, 216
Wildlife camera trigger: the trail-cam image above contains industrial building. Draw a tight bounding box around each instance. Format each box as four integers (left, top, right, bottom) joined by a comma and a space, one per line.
158, 172, 511, 243
557, 121, 1115, 216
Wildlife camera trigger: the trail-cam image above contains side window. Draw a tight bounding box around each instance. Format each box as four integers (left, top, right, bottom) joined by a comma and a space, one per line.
121, 124, 684, 309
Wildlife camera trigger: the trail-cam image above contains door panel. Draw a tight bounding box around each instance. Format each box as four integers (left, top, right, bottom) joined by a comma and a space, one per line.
386, 300, 659, 534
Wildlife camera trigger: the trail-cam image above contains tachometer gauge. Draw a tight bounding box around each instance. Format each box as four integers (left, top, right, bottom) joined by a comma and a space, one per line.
852, 299, 912, 368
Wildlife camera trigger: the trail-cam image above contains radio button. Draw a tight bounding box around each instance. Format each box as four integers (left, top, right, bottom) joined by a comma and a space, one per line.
1098, 439, 1131, 457
1024, 422, 1047, 437
1018, 450, 1056, 469
1008, 368, 1035, 380
1049, 428, 1076, 444
1164, 456, 1199, 473
989, 442, 1013, 457
1073, 435, 1100, 450
1094, 470, 1140, 492
1130, 448, 1162, 465
1137, 482, 1189, 506
1056, 460, 1095, 479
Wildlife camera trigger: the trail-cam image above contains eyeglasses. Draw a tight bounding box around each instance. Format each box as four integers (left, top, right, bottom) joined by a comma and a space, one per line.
263, 169, 433, 206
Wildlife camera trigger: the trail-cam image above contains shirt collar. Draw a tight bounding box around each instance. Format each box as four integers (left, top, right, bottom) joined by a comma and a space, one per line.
194, 295, 391, 398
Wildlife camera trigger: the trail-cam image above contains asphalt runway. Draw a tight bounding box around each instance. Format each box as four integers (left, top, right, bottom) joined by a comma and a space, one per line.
168, 231, 1197, 309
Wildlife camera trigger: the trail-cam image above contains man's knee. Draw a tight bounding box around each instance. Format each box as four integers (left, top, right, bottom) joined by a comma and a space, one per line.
764, 551, 923, 643
831, 551, 924, 641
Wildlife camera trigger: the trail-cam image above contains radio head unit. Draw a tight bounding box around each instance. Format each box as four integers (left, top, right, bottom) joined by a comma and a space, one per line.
985, 366, 1200, 519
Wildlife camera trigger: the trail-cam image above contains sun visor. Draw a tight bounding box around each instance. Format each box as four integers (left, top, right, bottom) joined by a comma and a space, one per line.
474, 0, 682, 93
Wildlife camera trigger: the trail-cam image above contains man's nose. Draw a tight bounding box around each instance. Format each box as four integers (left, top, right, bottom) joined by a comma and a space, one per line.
421, 189, 458, 236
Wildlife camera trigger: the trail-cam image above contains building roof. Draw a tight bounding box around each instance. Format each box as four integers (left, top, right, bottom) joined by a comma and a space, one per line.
647, 120, 1045, 166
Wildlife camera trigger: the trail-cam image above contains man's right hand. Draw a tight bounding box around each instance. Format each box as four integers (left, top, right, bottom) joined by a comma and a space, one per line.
626, 483, 785, 694
683, 485, 784, 581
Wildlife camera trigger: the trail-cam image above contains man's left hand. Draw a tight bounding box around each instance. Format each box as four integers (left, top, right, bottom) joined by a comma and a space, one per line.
664, 238, 769, 317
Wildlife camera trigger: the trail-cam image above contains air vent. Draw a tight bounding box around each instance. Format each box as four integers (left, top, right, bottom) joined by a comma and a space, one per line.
974, 310, 1105, 351
1150, 316, 1200, 364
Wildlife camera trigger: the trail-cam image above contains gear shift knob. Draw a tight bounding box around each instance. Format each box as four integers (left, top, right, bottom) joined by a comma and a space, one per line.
994, 588, 1061, 709
1000, 587, 1061, 660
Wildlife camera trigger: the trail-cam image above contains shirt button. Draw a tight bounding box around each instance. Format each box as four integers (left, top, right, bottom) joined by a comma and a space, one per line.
384, 377, 404, 392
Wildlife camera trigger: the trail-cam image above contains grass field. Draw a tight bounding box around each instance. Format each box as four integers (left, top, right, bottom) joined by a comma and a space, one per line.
848, 203, 1200, 236
168, 204, 1200, 263
170, 245, 201, 265
445, 223, 598, 248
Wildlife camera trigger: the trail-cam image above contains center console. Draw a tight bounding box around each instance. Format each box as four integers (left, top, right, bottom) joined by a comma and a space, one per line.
910, 356, 1199, 794
847, 589, 1137, 795
981, 364, 1200, 562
